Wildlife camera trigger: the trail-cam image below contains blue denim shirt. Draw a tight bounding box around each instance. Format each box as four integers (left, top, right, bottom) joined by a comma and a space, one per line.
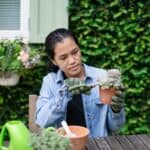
36, 64, 125, 138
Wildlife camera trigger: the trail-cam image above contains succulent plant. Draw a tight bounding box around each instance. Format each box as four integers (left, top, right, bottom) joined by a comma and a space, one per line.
98, 69, 122, 89
64, 78, 94, 95
30, 128, 72, 150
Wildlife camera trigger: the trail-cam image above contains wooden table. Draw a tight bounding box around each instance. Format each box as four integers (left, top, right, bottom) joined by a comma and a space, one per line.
86, 134, 150, 150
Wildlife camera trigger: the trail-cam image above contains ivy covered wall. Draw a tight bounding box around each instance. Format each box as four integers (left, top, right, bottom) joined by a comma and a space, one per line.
0, 0, 150, 134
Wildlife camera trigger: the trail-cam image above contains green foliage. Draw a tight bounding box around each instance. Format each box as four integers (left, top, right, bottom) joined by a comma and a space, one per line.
30, 128, 72, 150
69, 0, 150, 134
0, 45, 47, 128
0, 39, 22, 72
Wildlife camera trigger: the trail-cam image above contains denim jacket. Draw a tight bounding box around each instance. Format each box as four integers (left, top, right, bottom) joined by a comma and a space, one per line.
36, 64, 125, 138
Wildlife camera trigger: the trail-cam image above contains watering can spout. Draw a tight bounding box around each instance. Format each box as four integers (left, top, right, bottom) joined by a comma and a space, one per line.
0, 120, 32, 150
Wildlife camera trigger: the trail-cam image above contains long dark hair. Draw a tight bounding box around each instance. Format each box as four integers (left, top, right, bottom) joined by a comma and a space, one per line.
45, 28, 79, 73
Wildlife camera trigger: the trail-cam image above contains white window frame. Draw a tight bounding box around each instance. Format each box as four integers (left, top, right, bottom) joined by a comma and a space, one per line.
0, 0, 29, 43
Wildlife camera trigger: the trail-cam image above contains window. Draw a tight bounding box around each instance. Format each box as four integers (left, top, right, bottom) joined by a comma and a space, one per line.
29, 0, 68, 43
0, 0, 29, 43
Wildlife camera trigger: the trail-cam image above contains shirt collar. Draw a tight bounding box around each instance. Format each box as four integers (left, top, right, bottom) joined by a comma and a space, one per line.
55, 63, 94, 83
56, 70, 64, 84
83, 64, 93, 80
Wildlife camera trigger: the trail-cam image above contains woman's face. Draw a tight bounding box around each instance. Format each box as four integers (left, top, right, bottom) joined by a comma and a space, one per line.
52, 37, 84, 78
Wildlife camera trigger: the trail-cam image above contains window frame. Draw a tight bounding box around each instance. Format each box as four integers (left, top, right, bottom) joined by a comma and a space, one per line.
0, 0, 29, 43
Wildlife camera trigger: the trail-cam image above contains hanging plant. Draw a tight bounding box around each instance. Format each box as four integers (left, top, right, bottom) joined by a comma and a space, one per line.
0, 39, 43, 86
0, 72, 20, 86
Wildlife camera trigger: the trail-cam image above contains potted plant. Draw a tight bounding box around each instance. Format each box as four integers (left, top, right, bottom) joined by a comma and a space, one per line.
30, 127, 72, 150
97, 69, 122, 104
0, 39, 43, 86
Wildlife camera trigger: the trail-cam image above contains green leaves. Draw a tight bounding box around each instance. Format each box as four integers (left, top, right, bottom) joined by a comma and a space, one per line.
0, 39, 22, 72
109, 0, 119, 7
69, 0, 150, 135
30, 129, 72, 150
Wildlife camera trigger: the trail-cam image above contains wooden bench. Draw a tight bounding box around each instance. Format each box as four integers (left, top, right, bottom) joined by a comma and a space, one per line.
29, 95, 41, 133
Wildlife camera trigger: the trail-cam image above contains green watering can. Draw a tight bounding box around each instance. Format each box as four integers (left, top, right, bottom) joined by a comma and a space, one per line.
0, 120, 32, 150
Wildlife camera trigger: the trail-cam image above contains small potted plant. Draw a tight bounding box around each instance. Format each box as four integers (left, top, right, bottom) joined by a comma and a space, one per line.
98, 69, 122, 104
30, 127, 72, 150
0, 39, 42, 86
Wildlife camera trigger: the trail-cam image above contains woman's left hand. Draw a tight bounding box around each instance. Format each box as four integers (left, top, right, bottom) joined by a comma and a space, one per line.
110, 86, 125, 113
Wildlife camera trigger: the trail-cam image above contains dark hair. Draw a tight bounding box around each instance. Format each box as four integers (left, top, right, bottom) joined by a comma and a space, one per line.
45, 28, 79, 72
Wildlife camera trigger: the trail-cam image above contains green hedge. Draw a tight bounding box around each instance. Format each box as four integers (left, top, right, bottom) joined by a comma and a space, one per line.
0, 0, 150, 135
69, 0, 150, 134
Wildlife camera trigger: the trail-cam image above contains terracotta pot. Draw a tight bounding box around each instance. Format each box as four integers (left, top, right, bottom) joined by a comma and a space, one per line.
57, 125, 89, 150
100, 87, 116, 104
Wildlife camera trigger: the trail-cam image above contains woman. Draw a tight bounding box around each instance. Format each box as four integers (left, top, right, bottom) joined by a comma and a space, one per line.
35, 28, 125, 137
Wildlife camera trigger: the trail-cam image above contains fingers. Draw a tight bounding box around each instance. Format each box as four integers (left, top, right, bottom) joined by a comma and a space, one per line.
64, 78, 85, 87
111, 102, 123, 112
115, 84, 125, 90
114, 90, 125, 99
112, 95, 124, 103
70, 89, 80, 95
111, 89, 125, 112
68, 84, 86, 91
111, 100, 124, 107
69, 84, 92, 95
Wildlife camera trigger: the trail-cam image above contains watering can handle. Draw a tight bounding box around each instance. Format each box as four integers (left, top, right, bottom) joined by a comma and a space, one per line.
0, 126, 9, 150
0, 120, 33, 150
1, 146, 9, 150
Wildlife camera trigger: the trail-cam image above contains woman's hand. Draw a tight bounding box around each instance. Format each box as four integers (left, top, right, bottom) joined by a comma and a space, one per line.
64, 78, 92, 95
110, 86, 125, 113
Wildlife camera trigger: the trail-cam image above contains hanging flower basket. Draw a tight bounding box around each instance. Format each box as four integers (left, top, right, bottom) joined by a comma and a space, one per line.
0, 72, 20, 86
